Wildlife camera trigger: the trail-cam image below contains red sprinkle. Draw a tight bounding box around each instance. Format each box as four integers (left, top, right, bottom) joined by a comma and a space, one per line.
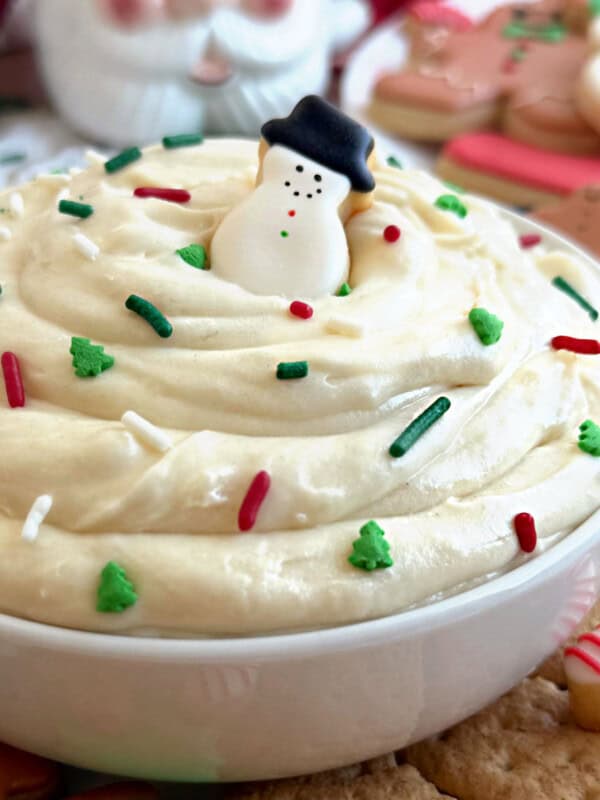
519, 233, 542, 249
238, 470, 271, 532
134, 187, 191, 203
383, 225, 401, 243
514, 512, 537, 553
288, 210, 296, 217
289, 300, 314, 320
551, 336, 600, 355
1, 352, 25, 408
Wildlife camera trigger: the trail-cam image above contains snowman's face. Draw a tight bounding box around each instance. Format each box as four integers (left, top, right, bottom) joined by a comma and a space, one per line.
261, 146, 352, 210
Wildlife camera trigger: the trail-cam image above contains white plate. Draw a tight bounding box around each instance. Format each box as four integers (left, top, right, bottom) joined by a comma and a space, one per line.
340, 0, 540, 167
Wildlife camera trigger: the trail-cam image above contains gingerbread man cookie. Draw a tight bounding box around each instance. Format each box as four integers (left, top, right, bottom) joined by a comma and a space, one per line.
0, 742, 61, 800
371, 0, 600, 156
534, 184, 600, 253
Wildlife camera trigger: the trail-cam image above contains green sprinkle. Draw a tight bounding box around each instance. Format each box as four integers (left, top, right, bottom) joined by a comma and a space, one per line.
125, 294, 173, 338
511, 46, 527, 62
591, 0, 600, 17
386, 156, 403, 169
389, 397, 451, 458
163, 133, 204, 149
434, 194, 468, 218
444, 181, 465, 194
104, 146, 142, 174
469, 308, 504, 346
349, 520, 394, 571
0, 97, 30, 112
0, 153, 25, 165
578, 420, 600, 456
97, 562, 137, 614
59, 199, 94, 219
280, 230, 289, 238
337, 282, 352, 297
50, 167, 69, 175
70, 337, 115, 378
277, 361, 309, 380
552, 277, 598, 321
176, 243, 207, 269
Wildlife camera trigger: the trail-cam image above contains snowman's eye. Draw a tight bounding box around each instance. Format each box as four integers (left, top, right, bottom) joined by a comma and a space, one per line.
314, 175, 322, 182
296, 165, 304, 173
307, 194, 313, 199
285, 181, 290, 186
294, 191, 300, 196
317, 189, 322, 194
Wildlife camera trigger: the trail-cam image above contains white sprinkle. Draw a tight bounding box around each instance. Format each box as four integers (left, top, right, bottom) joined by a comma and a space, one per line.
326, 315, 366, 339
22, 495, 53, 542
73, 232, 100, 261
8, 192, 24, 218
0, 227, 11, 241
37, 173, 71, 186
85, 149, 107, 166
121, 410, 173, 453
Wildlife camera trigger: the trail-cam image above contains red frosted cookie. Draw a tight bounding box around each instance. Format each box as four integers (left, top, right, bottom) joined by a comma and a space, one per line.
437, 131, 600, 207
371, 0, 600, 156
66, 782, 158, 800
0, 742, 61, 800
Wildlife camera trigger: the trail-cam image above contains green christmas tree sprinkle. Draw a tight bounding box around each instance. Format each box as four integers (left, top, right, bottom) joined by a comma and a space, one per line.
97, 562, 138, 613
579, 420, 600, 456
70, 337, 115, 378
337, 282, 352, 297
386, 156, 403, 169
349, 520, 394, 572
176, 243, 207, 269
469, 308, 504, 346
434, 194, 468, 219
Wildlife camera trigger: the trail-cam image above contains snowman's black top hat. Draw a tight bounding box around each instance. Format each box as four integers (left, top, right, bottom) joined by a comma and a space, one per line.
261, 95, 375, 193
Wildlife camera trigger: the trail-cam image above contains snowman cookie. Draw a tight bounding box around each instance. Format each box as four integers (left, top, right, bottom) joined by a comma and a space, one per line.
210, 95, 375, 298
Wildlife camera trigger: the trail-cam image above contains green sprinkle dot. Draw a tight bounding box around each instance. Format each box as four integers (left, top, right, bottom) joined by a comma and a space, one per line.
280, 230, 289, 238
50, 167, 69, 175
104, 146, 142, 174
163, 133, 204, 149
511, 46, 527, 62
579, 420, 600, 456
349, 520, 394, 571
434, 194, 468, 219
70, 337, 115, 378
276, 361, 309, 380
176, 243, 207, 270
386, 156, 403, 169
591, 0, 600, 17
59, 199, 94, 219
469, 308, 504, 346
389, 397, 451, 458
0, 209, 5, 214
552, 276, 598, 322
97, 562, 137, 614
337, 282, 352, 297
0, 153, 25, 165
125, 294, 173, 338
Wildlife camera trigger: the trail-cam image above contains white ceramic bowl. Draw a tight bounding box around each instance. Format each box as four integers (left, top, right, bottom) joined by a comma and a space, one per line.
1, 214, 599, 782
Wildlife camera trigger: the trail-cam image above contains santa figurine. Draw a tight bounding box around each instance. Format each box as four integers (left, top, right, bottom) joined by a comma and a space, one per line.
210, 95, 375, 297
24, 0, 371, 144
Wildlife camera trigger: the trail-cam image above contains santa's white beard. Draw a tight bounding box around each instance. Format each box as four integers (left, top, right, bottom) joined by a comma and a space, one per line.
35, 0, 334, 144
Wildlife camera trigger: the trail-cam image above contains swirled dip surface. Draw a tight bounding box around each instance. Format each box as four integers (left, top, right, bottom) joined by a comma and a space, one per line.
0, 139, 599, 636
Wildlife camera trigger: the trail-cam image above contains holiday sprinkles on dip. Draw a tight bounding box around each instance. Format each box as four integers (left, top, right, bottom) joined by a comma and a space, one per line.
0, 96, 599, 636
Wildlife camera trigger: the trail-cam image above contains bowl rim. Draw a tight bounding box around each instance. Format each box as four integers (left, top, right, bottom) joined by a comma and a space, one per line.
1, 508, 598, 661
1, 211, 598, 661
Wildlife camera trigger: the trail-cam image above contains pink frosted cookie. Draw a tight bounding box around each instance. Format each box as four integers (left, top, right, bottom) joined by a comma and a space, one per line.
437, 131, 600, 207
565, 627, 600, 731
